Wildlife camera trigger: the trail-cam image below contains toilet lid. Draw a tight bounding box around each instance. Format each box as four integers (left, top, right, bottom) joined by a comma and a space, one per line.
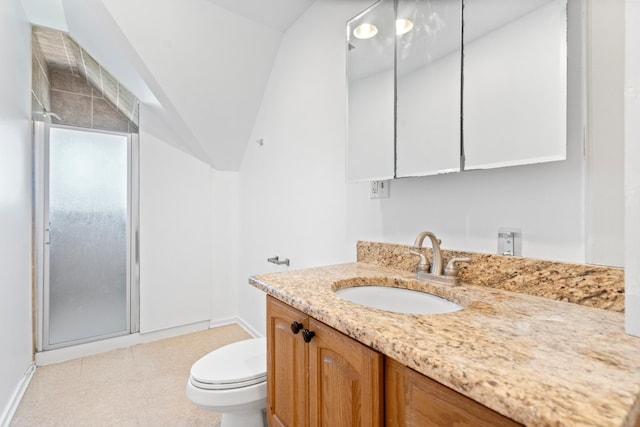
190, 337, 267, 390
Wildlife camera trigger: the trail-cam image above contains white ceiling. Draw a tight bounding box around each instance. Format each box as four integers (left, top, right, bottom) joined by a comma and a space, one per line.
20, 0, 67, 30
20, 0, 316, 171
205, 0, 315, 33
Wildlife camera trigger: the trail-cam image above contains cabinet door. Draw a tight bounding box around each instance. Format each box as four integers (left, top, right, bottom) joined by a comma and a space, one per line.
462, 0, 567, 171
385, 358, 521, 427
395, 0, 462, 178
308, 317, 383, 427
267, 296, 309, 427
346, 0, 395, 182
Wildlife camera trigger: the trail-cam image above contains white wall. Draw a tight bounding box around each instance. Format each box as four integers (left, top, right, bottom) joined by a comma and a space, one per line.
237, 0, 588, 336
625, 0, 640, 337
238, 1, 362, 333
103, 0, 283, 171
139, 110, 212, 333
210, 170, 240, 325
0, 0, 34, 420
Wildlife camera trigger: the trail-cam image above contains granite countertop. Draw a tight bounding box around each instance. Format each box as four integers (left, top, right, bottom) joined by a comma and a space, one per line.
249, 262, 640, 427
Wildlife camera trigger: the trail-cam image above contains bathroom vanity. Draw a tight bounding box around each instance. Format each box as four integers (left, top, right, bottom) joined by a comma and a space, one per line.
250, 245, 640, 427
266, 295, 518, 426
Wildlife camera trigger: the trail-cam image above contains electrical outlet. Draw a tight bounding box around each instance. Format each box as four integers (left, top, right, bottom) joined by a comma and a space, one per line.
370, 180, 390, 199
497, 228, 522, 256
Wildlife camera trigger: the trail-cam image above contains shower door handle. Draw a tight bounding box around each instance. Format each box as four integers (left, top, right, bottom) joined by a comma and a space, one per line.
135, 230, 139, 263
45, 227, 51, 245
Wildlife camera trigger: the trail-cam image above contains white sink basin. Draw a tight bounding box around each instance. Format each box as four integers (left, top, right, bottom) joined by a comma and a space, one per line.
335, 286, 462, 315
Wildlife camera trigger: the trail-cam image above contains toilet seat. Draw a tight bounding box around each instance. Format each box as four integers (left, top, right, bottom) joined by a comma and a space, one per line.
190, 337, 267, 391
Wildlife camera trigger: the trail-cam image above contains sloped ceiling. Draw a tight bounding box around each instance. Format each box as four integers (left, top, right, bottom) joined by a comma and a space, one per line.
32, 25, 140, 126
20, 0, 315, 171
205, 0, 317, 33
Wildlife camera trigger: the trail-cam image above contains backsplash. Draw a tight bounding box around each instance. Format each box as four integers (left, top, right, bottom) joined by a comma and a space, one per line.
357, 241, 624, 312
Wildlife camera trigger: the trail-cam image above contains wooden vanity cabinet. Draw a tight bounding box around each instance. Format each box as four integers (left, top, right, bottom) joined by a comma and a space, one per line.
385, 357, 522, 427
267, 296, 308, 427
266, 296, 383, 427
267, 296, 521, 427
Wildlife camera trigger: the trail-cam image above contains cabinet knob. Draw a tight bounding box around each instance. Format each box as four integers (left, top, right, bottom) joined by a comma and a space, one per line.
302, 329, 315, 343
291, 321, 303, 334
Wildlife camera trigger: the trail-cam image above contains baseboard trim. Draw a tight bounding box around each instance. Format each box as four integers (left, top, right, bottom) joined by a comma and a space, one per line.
34, 317, 262, 366
0, 363, 36, 427
210, 317, 263, 338
35, 321, 211, 366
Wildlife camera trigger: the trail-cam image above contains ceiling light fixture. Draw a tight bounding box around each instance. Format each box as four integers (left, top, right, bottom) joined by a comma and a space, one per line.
396, 18, 414, 35
353, 23, 378, 39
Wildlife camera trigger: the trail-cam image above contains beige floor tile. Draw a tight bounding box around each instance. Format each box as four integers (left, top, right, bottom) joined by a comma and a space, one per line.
11, 324, 250, 426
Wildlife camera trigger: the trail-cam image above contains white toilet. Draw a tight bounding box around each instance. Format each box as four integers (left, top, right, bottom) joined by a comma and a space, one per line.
186, 337, 267, 427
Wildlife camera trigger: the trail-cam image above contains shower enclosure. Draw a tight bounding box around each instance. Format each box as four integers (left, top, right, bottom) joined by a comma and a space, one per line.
35, 123, 139, 350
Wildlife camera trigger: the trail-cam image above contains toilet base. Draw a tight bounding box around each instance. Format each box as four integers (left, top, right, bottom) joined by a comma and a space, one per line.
221, 408, 265, 427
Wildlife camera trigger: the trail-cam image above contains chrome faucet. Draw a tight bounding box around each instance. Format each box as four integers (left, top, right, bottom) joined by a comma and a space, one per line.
409, 231, 470, 286
412, 231, 443, 275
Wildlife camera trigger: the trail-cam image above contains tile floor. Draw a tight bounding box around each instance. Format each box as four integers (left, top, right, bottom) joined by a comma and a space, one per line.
12, 324, 251, 426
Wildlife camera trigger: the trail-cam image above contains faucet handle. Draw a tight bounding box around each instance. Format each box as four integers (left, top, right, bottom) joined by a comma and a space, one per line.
444, 257, 471, 277
409, 250, 431, 272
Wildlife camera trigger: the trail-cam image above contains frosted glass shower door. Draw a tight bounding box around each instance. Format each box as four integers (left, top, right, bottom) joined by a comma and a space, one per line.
45, 127, 131, 348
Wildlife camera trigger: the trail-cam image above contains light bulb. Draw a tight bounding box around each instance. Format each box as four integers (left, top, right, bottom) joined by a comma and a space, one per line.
396, 18, 414, 35
353, 23, 378, 39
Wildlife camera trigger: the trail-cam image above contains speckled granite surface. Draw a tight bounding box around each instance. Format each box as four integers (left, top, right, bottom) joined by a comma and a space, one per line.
249, 263, 640, 427
357, 241, 625, 312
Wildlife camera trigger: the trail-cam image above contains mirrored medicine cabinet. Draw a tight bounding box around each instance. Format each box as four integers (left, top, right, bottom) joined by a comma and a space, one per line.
346, 0, 568, 182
